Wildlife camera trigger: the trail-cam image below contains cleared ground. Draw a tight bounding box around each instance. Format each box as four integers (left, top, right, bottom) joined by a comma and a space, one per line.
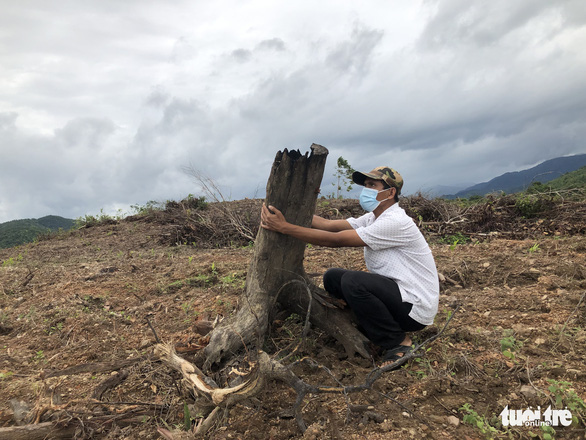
1, 198, 585, 439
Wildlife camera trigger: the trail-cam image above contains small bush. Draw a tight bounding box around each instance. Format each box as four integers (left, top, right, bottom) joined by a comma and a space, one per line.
514, 194, 552, 218
130, 200, 165, 216
439, 232, 470, 246
75, 209, 120, 228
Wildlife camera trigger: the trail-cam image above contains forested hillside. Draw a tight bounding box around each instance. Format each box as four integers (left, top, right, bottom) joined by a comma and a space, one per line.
0, 215, 75, 249
534, 165, 586, 191
448, 154, 586, 198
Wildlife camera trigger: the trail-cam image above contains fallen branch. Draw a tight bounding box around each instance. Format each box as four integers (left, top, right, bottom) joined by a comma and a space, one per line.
88, 401, 170, 410
556, 290, 586, 346
40, 356, 148, 379
0, 422, 76, 440
92, 369, 129, 400
154, 344, 267, 407
21, 268, 35, 288
146, 316, 161, 343
155, 305, 459, 434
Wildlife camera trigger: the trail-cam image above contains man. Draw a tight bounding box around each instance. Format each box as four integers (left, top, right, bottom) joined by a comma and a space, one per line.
260, 166, 439, 366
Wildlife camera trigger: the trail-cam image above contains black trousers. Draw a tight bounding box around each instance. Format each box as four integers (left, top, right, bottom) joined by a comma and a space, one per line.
323, 268, 426, 350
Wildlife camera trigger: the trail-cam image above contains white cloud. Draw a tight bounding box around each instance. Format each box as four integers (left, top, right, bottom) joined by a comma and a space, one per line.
0, 0, 585, 222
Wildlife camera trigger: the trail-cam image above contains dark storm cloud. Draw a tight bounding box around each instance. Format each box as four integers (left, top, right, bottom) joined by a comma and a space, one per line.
145, 86, 171, 108
315, 0, 586, 187
1, 1, 584, 222
418, 0, 554, 49
55, 118, 116, 150
256, 38, 286, 52
418, 0, 584, 50
210, 6, 585, 193
128, 97, 217, 189
0, 116, 120, 220
325, 24, 384, 75
236, 22, 384, 122
232, 49, 253, 63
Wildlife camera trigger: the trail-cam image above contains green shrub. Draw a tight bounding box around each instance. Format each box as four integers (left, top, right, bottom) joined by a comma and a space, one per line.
460, 403, 499, 438
75, 209, 120, 228
514, 194, 551, 218
439, 232, 470, 246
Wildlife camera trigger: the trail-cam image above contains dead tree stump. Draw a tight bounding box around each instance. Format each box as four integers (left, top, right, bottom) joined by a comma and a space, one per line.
203, 144, 369, 370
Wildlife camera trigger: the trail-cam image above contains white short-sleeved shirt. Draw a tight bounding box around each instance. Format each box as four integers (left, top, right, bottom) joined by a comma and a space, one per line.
346, 203, 439, 325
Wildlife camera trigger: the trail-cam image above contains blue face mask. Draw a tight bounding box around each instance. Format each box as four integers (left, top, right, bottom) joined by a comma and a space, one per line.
359, 187, 390, 212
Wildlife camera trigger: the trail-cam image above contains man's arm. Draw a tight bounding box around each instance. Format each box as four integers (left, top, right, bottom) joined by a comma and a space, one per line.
311, 215, 353, 232
261, 204, 365, 248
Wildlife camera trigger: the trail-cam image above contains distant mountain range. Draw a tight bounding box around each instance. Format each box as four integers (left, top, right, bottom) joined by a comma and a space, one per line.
419, 183, 474, 198
0, 215, 75, 249
1, 155, 585, 249
444, 154, 586, 199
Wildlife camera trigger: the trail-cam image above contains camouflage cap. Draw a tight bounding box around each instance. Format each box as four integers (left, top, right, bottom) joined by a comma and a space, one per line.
352, 166, 404, 194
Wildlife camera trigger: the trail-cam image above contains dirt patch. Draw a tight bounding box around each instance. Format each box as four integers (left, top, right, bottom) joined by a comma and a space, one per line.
0, 199, 585, 439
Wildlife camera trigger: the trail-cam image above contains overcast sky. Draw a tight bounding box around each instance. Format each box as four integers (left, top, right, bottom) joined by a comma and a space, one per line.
1, 0, 585, 222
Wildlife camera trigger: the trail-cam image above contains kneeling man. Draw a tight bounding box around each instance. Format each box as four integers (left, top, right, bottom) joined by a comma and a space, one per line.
260, 166, 439, 365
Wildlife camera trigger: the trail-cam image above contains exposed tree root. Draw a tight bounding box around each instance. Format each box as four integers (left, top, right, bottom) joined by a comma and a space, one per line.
155, 306, 458, 434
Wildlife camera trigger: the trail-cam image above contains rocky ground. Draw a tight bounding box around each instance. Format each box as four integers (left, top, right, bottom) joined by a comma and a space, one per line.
0, 198, 585, 439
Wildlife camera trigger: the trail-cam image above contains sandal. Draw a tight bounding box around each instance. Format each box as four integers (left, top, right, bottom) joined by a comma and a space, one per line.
380, 345, 413, 369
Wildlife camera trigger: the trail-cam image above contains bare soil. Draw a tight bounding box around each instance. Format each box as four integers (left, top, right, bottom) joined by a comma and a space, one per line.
1, 198, 585, 439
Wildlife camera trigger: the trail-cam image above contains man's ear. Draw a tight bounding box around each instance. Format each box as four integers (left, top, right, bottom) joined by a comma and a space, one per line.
377, 187, 394, 201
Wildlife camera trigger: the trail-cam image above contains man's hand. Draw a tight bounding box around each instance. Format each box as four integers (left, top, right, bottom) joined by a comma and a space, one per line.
260, 203, 288, 233
261, 203, 365, 248
312, 215, 353, 232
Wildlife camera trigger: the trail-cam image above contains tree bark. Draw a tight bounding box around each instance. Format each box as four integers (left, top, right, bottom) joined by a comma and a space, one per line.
202, 144, 369, 370
0, 422, 76, 440
279, 285, 370, 359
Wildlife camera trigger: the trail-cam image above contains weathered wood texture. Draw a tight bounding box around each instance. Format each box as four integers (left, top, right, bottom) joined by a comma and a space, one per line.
203, 145, 329, 369
279, 286, 370, 358
0, 422, 76, 440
